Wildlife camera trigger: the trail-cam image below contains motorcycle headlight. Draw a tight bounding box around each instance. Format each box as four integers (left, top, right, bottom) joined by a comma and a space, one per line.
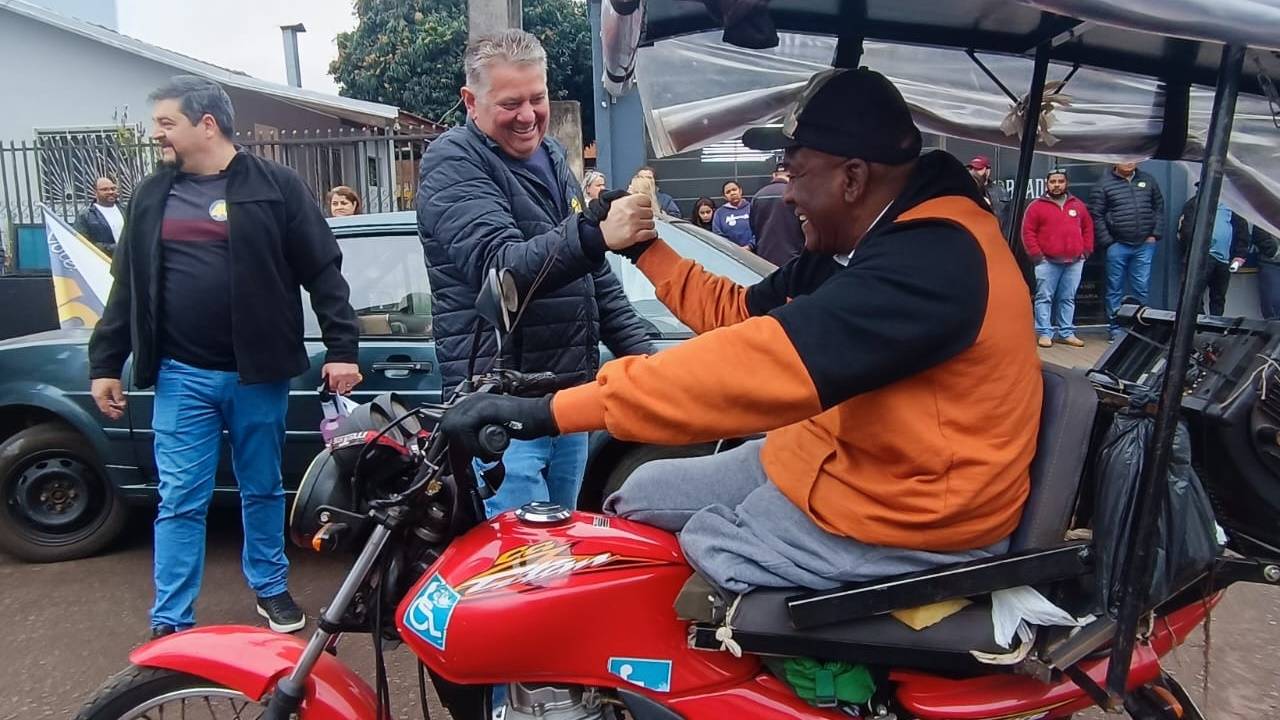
289, 448, 357, 552
290, 393, 426, 553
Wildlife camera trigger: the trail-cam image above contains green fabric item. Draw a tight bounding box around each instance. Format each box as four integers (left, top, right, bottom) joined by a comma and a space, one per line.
782, 657, 876, 707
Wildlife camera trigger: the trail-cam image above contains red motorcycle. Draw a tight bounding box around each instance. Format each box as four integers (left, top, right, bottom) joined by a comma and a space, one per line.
74, 274, 1273, 720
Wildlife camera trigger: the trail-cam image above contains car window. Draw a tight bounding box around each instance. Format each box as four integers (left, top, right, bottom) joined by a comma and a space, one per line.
303, 233, 431, 338
607, 220, 769, 337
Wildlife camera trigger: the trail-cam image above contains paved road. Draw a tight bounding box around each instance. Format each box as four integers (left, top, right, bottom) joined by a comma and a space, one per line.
2, 510, 1276, 719
1, 509, 451, 719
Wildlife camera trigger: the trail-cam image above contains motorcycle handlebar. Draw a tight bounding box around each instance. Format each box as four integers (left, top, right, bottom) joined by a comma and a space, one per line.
509, 371, 560, 397
477, 424, 510, 456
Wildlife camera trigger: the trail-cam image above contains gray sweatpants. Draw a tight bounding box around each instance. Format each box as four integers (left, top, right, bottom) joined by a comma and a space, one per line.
604, 439, 1009, 594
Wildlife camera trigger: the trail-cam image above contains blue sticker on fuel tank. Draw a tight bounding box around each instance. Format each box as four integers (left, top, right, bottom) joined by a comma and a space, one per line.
404, 574, 460, 650
608, 657, 673, 693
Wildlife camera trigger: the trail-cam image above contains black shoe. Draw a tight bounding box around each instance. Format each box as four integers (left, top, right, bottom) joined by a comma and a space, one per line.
150, 624, 177, 640
256, 591, 306, 633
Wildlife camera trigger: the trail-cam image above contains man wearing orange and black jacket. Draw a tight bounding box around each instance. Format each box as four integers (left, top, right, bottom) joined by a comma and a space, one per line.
442, 69, 1043, 593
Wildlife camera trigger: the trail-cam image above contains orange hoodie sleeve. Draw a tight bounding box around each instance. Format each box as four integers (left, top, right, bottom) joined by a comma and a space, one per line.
633, 240, 752, 333
552, 315, 824, 444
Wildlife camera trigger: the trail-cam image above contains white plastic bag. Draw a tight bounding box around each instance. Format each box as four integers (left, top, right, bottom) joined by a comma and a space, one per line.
990, 586, 1095, 649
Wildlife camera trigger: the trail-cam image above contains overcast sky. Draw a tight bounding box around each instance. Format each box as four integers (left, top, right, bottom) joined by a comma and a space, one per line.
116, 0, 356, 95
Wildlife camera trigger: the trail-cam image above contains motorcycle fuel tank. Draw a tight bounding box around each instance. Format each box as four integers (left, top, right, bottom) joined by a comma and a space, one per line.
396, 509, 760, 695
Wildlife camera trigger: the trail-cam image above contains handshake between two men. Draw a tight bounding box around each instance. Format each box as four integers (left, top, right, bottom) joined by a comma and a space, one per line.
591, 191, 660, 252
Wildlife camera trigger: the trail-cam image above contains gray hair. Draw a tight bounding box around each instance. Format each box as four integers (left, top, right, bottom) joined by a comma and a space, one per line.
464, 29, 547, 95
148, 75, 236, 139
581, 169, 605, 194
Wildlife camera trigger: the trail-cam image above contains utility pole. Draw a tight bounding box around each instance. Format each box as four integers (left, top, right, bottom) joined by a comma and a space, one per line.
468, 0, 522, 40
279, 24, 307, 88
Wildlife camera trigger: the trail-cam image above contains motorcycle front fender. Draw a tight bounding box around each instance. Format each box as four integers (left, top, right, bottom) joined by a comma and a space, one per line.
130, 625, 376, 719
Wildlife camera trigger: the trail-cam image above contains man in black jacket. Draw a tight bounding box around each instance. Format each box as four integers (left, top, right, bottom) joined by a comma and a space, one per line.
417, 30, 655, 518
1089, 162, 1166, 339
966, 155, 1010, 228
88, 76, 361, 638
74, 177, 125, 255
1252, 225, 1280, 319
750, 162, 806, 266
1177, 190, 1249, 316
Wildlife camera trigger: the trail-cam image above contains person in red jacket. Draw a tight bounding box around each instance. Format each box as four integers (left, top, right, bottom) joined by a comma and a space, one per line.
1023, 169, 1094, 348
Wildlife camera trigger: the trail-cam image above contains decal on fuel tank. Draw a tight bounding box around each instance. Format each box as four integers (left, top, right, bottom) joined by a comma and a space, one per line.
455, 540, 662, 597
608, 657, 673, 693
404, 573, 460, 650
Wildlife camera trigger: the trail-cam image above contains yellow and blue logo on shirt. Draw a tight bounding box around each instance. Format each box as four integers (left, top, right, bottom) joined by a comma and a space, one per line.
208, 199, 228, 222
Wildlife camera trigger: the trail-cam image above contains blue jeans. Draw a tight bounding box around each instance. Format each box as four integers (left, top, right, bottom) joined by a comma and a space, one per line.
150, 358, 290, 629
1105, 242, 1156, 331
1033, 260, 1085, 339
479, 434, 589, 517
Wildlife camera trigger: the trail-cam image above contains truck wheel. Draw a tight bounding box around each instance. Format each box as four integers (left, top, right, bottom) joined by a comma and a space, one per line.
0, 423, 127, 562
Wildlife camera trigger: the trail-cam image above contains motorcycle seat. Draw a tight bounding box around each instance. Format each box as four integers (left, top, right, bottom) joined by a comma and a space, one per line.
688, 365, 1098, 673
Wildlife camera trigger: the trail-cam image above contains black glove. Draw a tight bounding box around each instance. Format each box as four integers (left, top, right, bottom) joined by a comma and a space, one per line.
580, 189, 655, 262
439, 394, 559, 458
583, 189, 629, 226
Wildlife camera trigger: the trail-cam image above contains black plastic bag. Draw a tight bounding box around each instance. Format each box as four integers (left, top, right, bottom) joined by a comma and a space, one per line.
1093, 399, 1220, 617
699, 0, 780, 49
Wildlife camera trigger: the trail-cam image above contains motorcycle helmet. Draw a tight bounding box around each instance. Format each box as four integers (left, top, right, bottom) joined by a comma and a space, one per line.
328, 392, 422, 498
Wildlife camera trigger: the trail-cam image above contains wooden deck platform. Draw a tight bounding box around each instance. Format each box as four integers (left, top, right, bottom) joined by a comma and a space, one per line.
1036, 330, 1109, 370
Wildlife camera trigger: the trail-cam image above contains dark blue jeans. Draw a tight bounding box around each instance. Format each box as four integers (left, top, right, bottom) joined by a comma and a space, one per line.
1106, 241, 1156, 332
1259, 262, 1280, 320
478, 433, 589, 517
150, 359, 290, 629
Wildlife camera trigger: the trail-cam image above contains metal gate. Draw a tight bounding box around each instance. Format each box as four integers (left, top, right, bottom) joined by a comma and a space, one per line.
0, 128, 436, 270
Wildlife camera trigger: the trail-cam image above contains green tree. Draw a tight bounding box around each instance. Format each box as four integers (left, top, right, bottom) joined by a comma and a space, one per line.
330, 0, 595, 142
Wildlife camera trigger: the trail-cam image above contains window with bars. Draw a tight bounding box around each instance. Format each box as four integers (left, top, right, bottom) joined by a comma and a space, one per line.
34, 125, 155, 217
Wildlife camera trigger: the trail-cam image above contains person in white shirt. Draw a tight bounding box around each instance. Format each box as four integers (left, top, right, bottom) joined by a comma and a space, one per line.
75, 177, 126, 256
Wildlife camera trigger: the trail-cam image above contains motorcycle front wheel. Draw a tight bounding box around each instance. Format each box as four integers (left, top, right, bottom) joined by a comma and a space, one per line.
74, 666, 259, 720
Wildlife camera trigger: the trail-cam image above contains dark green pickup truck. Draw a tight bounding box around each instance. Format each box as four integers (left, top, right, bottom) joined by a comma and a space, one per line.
0, 211, 771, 562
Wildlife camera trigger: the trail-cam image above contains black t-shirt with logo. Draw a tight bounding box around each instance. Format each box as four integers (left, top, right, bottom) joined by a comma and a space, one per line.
158, 172, 235, 371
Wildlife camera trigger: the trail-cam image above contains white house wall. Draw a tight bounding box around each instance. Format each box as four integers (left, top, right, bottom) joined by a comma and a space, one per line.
30, 0, 117, 29
0, 8, 380, 225
0, 11, 360, 142
0, 10, 174, 142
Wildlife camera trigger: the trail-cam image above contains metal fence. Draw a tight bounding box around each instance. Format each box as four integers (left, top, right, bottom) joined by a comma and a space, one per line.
0, 128, 436, 269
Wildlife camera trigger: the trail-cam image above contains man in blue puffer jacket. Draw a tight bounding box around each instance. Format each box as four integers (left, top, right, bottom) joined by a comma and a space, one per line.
417, 29, 656, 517
1089, 162, 1166, 340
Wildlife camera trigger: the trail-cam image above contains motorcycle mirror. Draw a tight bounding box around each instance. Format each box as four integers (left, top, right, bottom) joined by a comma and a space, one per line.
476, 268, 520, 334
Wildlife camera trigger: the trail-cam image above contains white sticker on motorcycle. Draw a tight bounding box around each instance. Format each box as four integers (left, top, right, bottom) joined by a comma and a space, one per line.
405, 573, 460, 651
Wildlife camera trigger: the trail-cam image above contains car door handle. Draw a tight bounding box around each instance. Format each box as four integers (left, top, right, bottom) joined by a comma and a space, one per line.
371, 361, 433, 373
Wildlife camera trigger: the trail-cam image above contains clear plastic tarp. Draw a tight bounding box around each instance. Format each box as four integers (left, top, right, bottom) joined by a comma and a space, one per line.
633, 32, 1280, 236
1022, 0, 1280, 52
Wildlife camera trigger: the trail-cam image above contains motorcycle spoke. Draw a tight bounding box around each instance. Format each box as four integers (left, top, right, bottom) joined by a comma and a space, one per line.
114, 684, 257, 720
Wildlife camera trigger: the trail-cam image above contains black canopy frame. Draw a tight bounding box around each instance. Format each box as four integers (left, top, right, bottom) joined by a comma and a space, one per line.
601, 0, 1280, 709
